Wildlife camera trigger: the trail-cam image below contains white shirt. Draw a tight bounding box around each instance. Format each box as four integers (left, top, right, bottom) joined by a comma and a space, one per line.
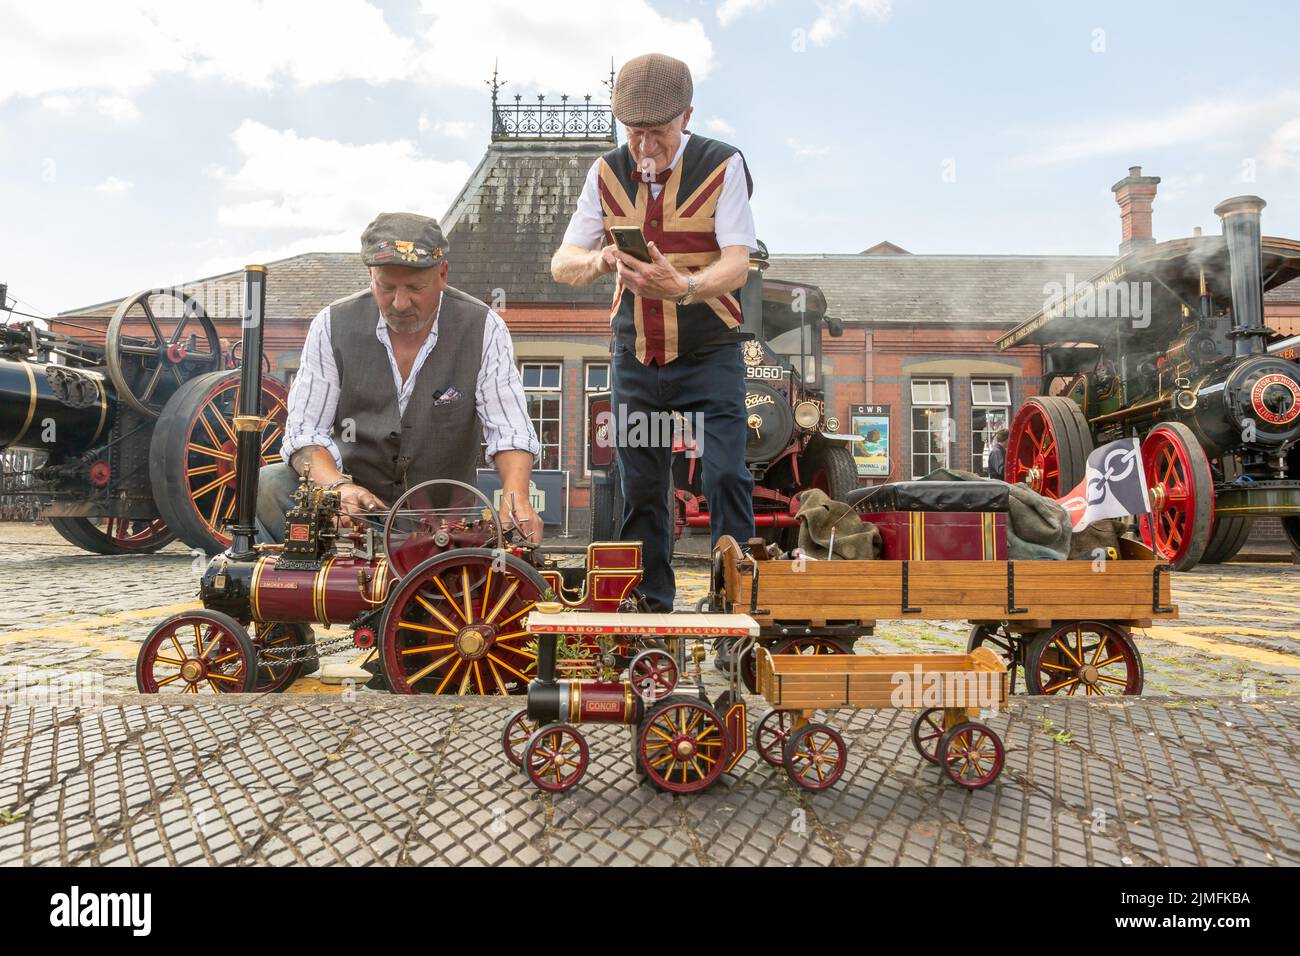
280, 291, 540, 469
561, 132, 758, 252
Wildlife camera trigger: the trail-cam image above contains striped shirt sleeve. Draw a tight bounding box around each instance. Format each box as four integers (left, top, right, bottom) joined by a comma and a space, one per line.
478, 309, 540, 464
279, 305, 344, 469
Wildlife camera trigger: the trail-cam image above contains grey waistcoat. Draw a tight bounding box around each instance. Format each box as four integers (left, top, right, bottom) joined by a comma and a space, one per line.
329, 285, 486, 505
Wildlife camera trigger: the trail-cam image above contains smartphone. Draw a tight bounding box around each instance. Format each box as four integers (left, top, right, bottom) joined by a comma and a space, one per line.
611, 226, 653, 263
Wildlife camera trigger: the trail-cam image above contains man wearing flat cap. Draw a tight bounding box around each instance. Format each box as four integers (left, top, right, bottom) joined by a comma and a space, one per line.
258, 212, 542, 542
552, 52, 757, 612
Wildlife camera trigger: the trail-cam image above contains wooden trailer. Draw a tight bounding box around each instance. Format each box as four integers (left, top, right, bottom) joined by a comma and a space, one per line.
753, 645, 1011, 790
711, 535, 1178, 696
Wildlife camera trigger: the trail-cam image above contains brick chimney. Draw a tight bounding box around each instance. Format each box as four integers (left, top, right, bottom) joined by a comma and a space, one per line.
1111, 166, 1161, 256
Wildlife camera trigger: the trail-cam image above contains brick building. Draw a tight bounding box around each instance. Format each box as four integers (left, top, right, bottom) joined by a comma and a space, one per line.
55, 97, 1300, 534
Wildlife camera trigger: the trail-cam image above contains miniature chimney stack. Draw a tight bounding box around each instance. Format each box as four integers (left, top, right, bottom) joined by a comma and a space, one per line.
1111, 165, 1161, 256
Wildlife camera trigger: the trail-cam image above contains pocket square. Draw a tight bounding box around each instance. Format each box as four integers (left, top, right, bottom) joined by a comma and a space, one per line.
434, 386, 463, 406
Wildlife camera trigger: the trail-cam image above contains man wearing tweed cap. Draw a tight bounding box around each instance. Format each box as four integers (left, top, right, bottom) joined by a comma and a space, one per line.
552, 53, 757, 612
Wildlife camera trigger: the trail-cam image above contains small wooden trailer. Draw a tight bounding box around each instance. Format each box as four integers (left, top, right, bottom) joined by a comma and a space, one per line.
710, 535, 1178, 697
754, 645, 1009, 789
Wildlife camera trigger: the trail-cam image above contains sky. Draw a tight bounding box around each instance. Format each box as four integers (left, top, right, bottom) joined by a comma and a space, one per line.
1, 0, 1298, 317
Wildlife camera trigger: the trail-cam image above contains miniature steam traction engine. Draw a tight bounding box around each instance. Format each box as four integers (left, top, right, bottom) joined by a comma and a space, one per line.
137, 266, 649, 696
1000, 194, 1300, 570
1, 283, 287, 555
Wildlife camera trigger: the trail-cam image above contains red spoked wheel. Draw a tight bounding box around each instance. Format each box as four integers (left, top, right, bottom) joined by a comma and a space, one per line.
502, 708, 541, 769
136, 609, 257, 694
149, 370, 290, 556
639, 698, 730, 794
523, 724, 589, 792
379, 548, 546, 695
48, 516, 176, 555
740, 636, 852, 695
1005, 396, 1092, 497
1137, 422, 1213, 571
937, 722, 1004, 789
782, 723, 847, 791
1024, 621, 1143, 696
910, 708, 949, 764
753, 709, 795, 767
628, 648, 679, 702
251, 622, 313, 693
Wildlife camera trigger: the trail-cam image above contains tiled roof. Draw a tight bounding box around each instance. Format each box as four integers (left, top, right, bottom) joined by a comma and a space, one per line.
441, 140, 616, 306
764, 253, 1115, 326
60, 253, 370, 323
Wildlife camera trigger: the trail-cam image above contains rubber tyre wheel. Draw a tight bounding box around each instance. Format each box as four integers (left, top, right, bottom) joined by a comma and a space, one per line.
1023, 622, 1144, 696
48, 516, 176, 555
1138, 421, 1214, 572
802, 441, 860, 502
1200, 515, 1252, 565
590, 459, 623, 542
150, 369, 288, 556
937, 721, 1005, 789
1006, 396, 1093, 496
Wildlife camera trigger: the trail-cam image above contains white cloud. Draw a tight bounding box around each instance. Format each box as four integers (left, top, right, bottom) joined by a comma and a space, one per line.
1012, 90, 1300, 168
420, 114, 476, 139
41, 95, 77, 113
1263, 118, 1300, 172
717, 0, 772, 27
809, 0, 893, 46
703, 117, 736, 136
786, 137, 831, 158
97, 96, 141, 123
95, 176, 133, 194
213, 121, 471, 237
415, 0, 714, 94
0, 0, 413, 102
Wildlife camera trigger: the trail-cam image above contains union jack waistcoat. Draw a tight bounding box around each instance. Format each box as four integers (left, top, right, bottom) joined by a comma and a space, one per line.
597, 134, 753, 365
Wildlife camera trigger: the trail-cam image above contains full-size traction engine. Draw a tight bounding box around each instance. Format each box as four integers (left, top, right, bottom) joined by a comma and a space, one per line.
1, 283, 287, 555
1001, 194, 1300, 570
137, 266, 646, 697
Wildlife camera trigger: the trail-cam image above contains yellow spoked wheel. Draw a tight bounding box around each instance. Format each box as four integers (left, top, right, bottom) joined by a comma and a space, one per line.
136, 609, 256, 694
523, 724, 589, 792
638, 697, 729, 794
379, 549, 547, 695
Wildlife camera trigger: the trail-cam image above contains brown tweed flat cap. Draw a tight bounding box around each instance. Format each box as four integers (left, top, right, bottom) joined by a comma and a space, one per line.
611, 53, 693, 128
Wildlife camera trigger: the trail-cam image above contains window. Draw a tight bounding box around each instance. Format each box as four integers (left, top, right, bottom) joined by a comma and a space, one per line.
522, 362, 563, 470
584, 362, 610, 476
971, 379, 1011, 475
910, 378, 950, 478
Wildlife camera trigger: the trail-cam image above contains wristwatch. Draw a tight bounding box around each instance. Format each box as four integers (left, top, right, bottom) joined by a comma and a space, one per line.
324, 476, 353, 492
676, 274, 697, 306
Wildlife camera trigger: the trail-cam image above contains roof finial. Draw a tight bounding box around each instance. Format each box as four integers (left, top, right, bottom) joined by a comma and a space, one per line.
486, 59, 506, 107
604, 57, 616, 96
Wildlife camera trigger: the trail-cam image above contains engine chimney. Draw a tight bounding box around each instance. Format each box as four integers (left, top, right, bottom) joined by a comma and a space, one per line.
1214, 195, 1269, 358
228, 265, 268, 558
1111, 166, 1161, 256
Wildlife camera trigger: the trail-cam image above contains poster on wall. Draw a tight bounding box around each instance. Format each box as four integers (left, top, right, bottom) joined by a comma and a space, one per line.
849, 404, 891, 478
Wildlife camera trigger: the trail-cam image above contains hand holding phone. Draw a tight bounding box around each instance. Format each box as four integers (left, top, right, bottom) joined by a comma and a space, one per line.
611, 226, 653, 264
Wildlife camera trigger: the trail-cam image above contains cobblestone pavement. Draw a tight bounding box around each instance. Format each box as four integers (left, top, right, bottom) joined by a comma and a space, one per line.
0, 695, 1296, 866
1, 523, 1298, 865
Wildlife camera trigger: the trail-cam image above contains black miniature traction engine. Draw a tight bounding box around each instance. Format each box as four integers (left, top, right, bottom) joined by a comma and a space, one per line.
137, 266, 647, 698
1, 282, 288, 555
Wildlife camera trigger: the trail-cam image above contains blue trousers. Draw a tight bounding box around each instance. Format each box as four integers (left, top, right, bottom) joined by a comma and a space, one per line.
612, 342, 754, 611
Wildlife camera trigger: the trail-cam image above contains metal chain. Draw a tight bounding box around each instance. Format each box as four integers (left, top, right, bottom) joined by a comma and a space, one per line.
253, 631, 358, 667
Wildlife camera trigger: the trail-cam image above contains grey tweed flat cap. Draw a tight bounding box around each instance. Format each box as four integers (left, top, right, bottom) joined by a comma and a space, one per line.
611, 53, 693, 128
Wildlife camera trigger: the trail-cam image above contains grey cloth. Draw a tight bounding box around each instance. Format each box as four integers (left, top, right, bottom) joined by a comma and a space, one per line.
796, 488, 882, 559
329, 285, 486, 505
919, 467, 1072, 560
